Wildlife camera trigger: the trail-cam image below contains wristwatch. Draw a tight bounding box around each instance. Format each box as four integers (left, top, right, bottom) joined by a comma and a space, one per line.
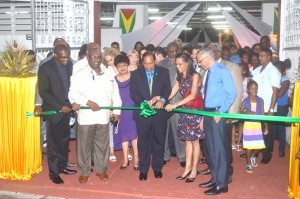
269, 108, 274, 112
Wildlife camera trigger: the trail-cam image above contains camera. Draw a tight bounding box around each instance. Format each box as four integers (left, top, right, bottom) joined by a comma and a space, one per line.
110, 116, 118, 127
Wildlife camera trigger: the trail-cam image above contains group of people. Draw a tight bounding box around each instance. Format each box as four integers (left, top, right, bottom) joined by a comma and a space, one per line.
34, 34, 291, 196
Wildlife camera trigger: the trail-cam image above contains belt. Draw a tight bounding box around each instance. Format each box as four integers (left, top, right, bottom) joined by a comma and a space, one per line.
203, 107, 219, 112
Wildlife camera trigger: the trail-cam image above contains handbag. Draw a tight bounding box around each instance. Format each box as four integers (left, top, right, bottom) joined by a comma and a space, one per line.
183, 89, 203, 109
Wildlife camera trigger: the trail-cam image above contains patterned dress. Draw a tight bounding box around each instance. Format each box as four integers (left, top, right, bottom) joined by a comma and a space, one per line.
177, 74, 204, 141
243, 97, 266, 149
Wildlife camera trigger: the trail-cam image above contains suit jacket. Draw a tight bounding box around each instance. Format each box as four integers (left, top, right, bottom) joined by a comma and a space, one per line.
38, 57, 73, 122
130, 66, 172, 122
220, 59, 243, 115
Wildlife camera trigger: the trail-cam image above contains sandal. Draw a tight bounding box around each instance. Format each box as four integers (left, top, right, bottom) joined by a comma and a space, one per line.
199, 157, 206, 164
109, 155, 117, 162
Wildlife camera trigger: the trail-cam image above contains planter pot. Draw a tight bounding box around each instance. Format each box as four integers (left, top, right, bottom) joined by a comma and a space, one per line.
0, 76, 42, 180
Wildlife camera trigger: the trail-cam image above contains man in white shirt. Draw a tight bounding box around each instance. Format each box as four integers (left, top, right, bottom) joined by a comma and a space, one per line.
252, 47, 281, 164
69, 43, 122, 183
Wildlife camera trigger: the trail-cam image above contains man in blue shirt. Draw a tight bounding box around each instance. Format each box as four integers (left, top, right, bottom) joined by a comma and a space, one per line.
197, 48, 236, 195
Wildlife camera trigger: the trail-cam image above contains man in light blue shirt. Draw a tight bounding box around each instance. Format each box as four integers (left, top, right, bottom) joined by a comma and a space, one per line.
197, 48, 236, 195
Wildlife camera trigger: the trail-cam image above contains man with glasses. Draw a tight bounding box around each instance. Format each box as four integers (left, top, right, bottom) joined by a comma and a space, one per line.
196, 48, 236, 195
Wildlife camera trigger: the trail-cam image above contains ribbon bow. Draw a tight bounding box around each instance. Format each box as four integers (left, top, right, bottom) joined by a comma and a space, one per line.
139, 102, 157, 118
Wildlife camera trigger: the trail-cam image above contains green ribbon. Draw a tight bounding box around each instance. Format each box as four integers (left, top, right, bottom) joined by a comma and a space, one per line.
26, 106, 300, 123
139, 102, 157, 118
172, 108, 300, 123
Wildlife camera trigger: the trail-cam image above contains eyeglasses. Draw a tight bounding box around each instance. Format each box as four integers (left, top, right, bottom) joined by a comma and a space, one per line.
197, 56, 208, 64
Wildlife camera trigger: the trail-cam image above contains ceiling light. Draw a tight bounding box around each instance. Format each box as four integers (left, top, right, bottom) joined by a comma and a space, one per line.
183, 27, 192, 30
214, 27, 229, 30
211, 21, 228, 24
207, 15, 225, 19
148, 8, 159, 12
149, 16, 161, 20
207, 7, 232, 12
212, 25, 230, 28
5, 11, 30, 14
100, 17, 114, 21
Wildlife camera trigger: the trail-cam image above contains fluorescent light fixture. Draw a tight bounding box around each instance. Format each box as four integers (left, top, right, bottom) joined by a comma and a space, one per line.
207, 15, 225, 19
100, 17, 114, 21
167, 22, 178, 25
212, 25, 230, 28
183, 27, 192, 30
5, 11, 29, 14
208, 7, 232, 12
211, 21, 228, 24
149, 16, 161, 20
214, 27, 228, 30
148, 8, 159, 12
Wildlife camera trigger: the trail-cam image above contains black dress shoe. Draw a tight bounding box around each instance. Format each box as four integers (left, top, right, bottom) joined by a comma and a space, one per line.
171, 153, 177, 157
199, 180, 215, 188
50, 175, 64, 184
60, 168, 77, 175
204, 186, 228, 195
154, 171, 163, 178
198, 168, 211, 175
139, 172, 147, 181
180, 161, 186, 168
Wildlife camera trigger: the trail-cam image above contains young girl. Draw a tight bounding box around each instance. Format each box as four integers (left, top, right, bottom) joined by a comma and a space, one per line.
240, 80, 266, 173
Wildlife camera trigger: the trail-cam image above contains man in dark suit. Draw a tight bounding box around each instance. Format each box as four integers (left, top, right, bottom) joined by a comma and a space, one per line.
130, 51, 171, 181
38, 44, 76, 184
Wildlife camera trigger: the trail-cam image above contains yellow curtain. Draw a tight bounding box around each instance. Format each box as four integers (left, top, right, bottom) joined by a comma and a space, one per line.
0, 76, 42, 180
289, 81, 300, 198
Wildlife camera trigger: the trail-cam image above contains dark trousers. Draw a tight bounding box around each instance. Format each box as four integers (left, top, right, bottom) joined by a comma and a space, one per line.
225, 123, 234, 177
200, 139, 209, 167
204, 116, 229, 188
262, 113, 275, 160
136, 119, 167, 174
46, 114, 70, 178
272, 105, 289, 153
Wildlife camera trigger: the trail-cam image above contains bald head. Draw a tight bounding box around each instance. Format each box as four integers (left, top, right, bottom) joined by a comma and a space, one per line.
86, 43, 100, 55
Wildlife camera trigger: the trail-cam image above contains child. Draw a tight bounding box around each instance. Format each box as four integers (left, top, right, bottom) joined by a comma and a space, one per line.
240, 80, 266, 173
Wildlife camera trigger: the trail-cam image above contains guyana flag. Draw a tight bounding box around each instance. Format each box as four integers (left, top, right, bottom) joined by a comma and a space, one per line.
120, 9, 136, 34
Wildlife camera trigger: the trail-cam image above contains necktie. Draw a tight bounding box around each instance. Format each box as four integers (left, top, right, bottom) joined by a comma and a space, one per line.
148, 72, 153, 95
203, 69, 210, 106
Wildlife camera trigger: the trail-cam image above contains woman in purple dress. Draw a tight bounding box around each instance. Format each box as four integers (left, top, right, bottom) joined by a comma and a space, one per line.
166, 53, 204, 183
114, 54, 139, 170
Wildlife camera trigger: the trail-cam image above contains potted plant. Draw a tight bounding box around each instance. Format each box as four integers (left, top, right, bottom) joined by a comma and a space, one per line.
0, 41, 42, 180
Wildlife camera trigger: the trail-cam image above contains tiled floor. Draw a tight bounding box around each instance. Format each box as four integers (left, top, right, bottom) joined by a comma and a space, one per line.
0, 140, 290, 199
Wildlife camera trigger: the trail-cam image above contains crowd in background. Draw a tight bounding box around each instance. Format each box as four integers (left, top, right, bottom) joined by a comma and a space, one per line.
32, 32, 294, 195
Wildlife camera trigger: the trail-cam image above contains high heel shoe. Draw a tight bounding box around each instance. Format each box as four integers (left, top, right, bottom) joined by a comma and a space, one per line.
199, 157, 206, 164
120, 161, 130, 170
185, 173, 198, 183
133, 166, 139, 171
176, 170, 191, 180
